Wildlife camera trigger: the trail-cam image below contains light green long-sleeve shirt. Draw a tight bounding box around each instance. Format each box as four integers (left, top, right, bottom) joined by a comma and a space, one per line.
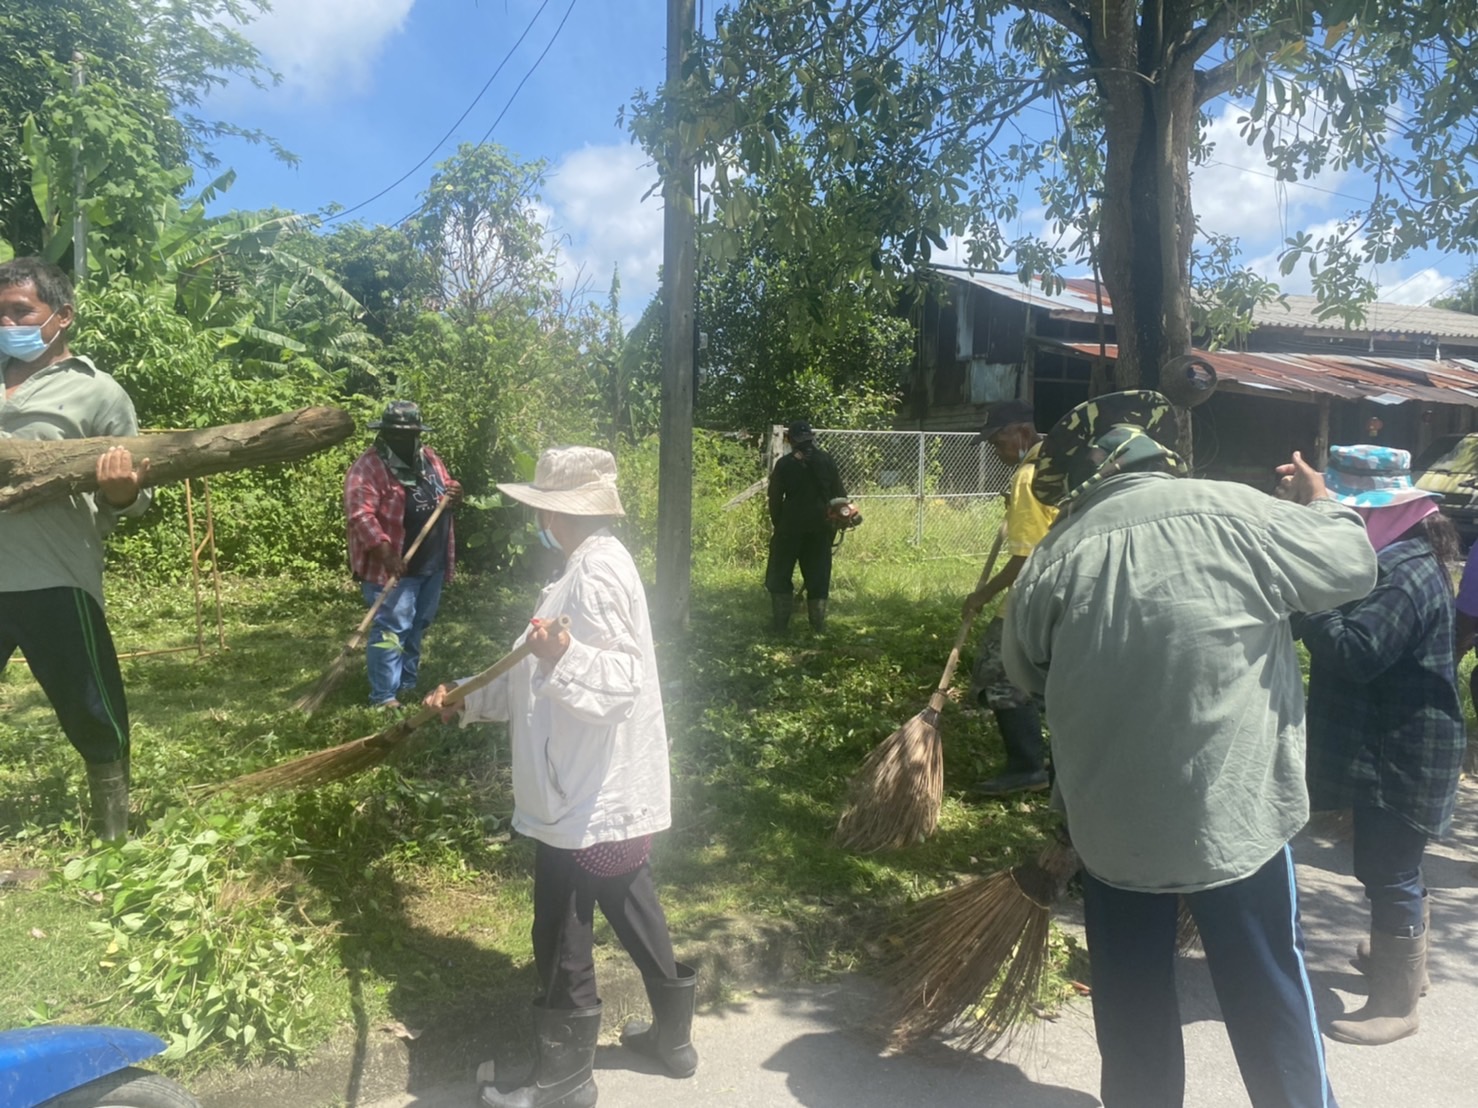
1003, 472, 1377, 893
0, 355, 150, 605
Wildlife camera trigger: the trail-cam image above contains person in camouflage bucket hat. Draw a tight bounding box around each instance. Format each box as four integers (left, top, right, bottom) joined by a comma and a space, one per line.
1002, 395, 1381, 1107
1031, 390, 1187, 510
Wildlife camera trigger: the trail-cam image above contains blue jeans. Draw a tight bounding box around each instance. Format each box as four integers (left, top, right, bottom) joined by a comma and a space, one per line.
1081, 846, 1337, 1108
1352, 804, 1429, 936
361, 573, 444, 705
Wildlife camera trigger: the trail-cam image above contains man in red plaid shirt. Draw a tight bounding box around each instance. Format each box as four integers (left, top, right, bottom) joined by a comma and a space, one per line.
344, 400, 462, 707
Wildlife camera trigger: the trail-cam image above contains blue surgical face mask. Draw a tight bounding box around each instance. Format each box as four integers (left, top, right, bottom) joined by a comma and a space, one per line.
536, 523, 562, 551
0, 311, 58, 362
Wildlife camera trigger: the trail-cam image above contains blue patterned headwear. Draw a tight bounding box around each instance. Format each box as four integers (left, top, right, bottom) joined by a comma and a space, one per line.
1324, 444, 1440, 507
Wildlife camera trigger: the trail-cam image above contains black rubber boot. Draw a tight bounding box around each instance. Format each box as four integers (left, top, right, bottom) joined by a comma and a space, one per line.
85, 758, 129, 844
481, 1002, 601, 1108
620, 962, 698, 1078
970, 705, 1048, 797
807, 598, 827, 633
770, 593, 792, 633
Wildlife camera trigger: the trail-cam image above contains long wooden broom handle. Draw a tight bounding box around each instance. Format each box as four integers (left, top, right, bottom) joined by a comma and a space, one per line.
347, 494, 452, 651
397, 615, 573, 732
929, 503, 1010, 707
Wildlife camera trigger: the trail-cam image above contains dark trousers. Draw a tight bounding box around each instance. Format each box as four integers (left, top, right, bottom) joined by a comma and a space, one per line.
764, 528, 833, 600
1352, 804, 1429, 935
0, 587, 129, 764
1081, 846, 1337, 1108
531, 841, 678, 1010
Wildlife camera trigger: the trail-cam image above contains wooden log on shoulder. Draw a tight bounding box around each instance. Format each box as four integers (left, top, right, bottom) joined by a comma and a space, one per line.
0, 406, 355, 512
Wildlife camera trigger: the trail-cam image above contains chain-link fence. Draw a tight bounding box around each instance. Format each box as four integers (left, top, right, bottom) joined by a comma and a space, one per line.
776, 427, 1014, 558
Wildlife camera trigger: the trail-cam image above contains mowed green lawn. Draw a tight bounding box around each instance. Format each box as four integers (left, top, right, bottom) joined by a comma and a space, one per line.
0, 532, 1066, 1075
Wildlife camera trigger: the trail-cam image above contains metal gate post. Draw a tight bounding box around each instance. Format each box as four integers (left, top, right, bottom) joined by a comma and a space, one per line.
915, 432, 926, 546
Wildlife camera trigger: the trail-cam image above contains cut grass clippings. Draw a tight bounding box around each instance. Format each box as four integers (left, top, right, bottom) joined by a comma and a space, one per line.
0, 545, 1091, 1079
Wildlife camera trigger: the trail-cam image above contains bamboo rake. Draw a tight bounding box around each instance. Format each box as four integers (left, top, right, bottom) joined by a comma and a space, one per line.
294, 494, 452, 714
223, 615, 570, 794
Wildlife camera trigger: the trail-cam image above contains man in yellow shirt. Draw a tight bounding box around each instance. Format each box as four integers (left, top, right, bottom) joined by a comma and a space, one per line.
961, 399, 1057, 796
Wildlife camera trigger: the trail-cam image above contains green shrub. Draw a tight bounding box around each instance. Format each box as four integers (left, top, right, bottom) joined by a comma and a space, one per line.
71, 280, 370, 581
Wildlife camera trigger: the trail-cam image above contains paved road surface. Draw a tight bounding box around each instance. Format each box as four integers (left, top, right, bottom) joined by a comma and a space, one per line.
365, 782, 1478, 1108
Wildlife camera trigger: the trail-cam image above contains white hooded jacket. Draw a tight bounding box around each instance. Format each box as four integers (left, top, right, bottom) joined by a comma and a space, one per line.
457, 529, 672, 849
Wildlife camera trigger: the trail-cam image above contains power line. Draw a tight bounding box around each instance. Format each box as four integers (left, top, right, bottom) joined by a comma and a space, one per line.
475, 0, 580, 146
390, 0, 581, 229
1199, 159, 1370, 205
323, 0, 557, 225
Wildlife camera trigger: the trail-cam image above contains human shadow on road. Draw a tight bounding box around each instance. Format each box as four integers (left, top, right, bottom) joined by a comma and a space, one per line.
758, 979, 1100, 1108
764, 1029, 1100, 1108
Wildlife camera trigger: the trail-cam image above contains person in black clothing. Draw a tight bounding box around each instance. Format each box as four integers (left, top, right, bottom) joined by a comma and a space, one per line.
765, 419, 846, 632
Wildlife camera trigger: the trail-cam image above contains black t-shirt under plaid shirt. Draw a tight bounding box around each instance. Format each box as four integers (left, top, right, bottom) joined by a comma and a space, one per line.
402, 468, 449, 577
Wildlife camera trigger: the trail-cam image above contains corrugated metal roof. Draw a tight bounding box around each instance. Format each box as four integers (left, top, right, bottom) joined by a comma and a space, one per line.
932, 265, 1110, 320
1046, 341, 1478, 408
1249, 295, 1478, 341
932, 266, 1478, 342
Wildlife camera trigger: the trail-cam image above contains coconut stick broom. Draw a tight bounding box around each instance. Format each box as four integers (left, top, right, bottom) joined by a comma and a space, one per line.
834, 511, 1009, 852
882, 830, 1080, 1053
223, 615, 570, 794
883, 836, 1203, 1053
294, 495, 452, 714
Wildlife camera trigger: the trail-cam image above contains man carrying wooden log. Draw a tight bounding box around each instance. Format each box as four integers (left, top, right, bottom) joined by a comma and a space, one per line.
961, 399, 1056, 797
1003, 391, 1377, 1108
344, 400, 462, 709
0, 258, 151, 844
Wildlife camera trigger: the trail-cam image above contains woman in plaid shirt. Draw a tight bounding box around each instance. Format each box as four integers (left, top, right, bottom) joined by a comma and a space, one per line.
1295, 445, 1465, 1047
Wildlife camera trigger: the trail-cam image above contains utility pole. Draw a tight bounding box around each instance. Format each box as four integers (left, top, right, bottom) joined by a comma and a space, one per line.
71, 53, 87, 282
656, 0, 696, 633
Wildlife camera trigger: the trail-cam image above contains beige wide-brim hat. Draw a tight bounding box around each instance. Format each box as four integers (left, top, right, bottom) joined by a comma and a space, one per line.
496, 445, 626, 517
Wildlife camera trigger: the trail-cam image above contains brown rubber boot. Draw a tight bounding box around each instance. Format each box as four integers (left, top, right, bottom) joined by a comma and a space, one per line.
1352, 896, 1430, 995
1329, 930, 1425, 1046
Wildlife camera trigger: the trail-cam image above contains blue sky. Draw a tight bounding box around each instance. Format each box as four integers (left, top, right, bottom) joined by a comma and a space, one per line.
206, 0, 1464, 323
209, 0, 669, 315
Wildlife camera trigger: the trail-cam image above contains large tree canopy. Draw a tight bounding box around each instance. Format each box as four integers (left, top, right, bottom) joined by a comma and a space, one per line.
635, 0, 1478, 393
0, 0, 284, 255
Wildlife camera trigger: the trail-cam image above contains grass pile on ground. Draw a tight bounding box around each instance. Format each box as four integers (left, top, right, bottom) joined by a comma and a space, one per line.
0, 544, 1086, 1076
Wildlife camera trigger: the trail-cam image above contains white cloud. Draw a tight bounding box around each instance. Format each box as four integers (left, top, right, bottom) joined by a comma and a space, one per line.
1377, 268, 1460, 306
543, 143, 664, 317
1192, 102, 1353, 248
1244, 218, 1463, 306
243, 0, 416, 99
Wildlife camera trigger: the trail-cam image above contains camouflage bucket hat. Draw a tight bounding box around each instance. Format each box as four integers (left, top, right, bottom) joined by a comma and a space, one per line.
1032, 390, 1187, 508
368, 399, 434, 432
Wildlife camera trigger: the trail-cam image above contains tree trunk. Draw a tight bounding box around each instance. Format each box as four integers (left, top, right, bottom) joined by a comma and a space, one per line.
0, 406, 354, 512
1092, 0, 1198, 398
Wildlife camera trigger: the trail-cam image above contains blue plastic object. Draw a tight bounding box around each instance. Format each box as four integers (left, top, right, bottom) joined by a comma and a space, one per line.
0, 1025, 166, 1108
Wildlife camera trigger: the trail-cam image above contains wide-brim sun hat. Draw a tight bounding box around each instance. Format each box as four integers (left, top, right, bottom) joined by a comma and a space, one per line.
1032, 390, 1186, 508
1324, 444, 1441, 507
496, 445, 626, 517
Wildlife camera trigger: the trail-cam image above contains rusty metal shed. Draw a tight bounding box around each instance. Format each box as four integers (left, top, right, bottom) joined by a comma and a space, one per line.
1044, 341, 1478, 408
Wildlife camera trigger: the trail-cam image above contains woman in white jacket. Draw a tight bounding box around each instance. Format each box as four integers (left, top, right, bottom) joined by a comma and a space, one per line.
426, 446, 696, 1108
